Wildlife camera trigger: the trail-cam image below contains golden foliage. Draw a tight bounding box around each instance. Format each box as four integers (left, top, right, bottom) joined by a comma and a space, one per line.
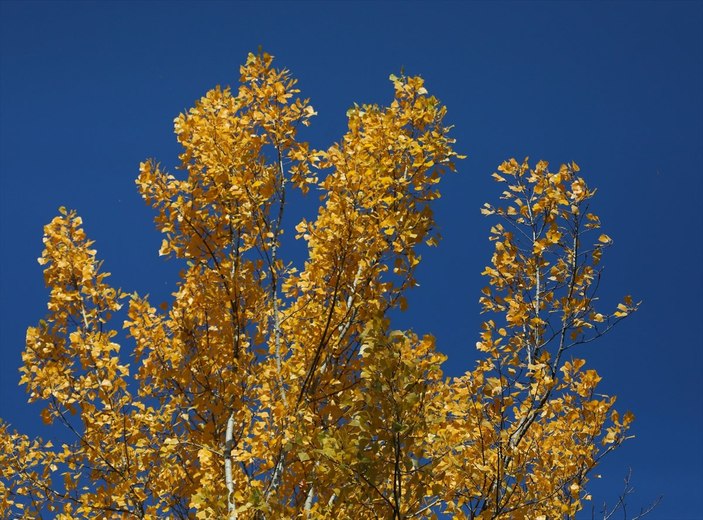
1, 52, 635, 519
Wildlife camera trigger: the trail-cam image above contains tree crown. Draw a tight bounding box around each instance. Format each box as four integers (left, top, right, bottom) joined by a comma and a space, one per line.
1, 51, 637, 520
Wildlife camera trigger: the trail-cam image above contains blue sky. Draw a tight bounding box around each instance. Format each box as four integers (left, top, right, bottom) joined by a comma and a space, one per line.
1, 1, 701, 517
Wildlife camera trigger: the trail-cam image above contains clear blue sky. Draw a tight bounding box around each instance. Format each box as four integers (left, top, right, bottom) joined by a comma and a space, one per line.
1, 1, 701, 518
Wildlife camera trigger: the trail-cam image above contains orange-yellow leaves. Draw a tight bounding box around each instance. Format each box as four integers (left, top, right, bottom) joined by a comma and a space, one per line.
465, 157, 638, 518
571, 178, 587, 201
5, 207, 154, 518
481, 158, 637, 348
614, 296, 640, 318
1, 52, 639, 520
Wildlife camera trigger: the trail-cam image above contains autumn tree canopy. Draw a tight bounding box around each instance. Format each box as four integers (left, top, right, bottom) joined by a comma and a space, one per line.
0, 52, 638, 519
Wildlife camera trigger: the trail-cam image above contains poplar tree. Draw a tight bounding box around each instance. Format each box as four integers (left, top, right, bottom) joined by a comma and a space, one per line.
1, 52, 637, 519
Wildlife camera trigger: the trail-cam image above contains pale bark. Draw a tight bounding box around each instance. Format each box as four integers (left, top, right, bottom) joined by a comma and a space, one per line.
225, 412, 237, 520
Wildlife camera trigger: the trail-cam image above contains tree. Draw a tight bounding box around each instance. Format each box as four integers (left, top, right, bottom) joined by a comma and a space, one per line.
0, 51, 638, 519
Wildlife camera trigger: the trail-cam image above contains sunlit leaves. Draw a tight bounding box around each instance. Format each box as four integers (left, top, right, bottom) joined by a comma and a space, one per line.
1, 52, 635, 520
447, 158, 637, 518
